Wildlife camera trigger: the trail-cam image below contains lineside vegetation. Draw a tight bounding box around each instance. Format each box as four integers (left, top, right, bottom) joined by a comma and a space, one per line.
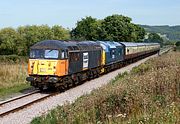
0, 60, 29, 99
31, 52, 180, 124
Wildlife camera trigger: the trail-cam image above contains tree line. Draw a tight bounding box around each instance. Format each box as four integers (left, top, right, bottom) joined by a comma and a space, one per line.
71, 15, 145, 42
0, 14, 159, 56
0, 25, 70, 55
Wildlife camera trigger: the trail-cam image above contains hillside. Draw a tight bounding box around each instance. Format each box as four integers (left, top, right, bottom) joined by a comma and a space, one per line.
140, 25, 180, 41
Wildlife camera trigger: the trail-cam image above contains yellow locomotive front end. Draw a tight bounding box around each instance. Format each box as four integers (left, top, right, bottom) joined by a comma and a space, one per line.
28, 59, 58, 76
26, 48, 69, 90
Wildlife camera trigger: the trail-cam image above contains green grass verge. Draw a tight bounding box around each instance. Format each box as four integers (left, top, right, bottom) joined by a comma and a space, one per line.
176, 46, 180, 51
0, 83, 31, 99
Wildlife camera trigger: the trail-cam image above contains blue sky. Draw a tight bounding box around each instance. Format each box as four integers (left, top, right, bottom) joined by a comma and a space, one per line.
0, 0, 179, 29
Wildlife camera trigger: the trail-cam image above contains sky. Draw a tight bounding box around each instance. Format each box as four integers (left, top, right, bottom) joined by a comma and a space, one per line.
0, 0, 179, 29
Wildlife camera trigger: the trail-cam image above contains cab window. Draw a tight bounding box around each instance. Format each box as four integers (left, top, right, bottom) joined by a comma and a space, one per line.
30, 49, 44, 59
44, 50, 59, 59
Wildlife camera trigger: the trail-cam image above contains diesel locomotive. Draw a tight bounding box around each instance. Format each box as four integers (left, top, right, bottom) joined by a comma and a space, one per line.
26, 40, 160, 90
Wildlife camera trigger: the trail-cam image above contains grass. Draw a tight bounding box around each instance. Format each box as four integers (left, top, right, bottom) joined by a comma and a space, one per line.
0, 61, 31, 99
0, 84, 30, 99
176, 46, 180, 52
31, 52, 180, 124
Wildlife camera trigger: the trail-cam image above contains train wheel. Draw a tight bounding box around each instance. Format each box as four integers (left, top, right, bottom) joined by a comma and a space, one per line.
73, 75, 80, 85
96, 70, 100, 77
39, 86, 44, 91
62, 77, 70, 89
88, 71, 93, 80
68, 78, 73, 88
57, 86, 65, 92
77, 74, 82, 85
62, 76, 73, 89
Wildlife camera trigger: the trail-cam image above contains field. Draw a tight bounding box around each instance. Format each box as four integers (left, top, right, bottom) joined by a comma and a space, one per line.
31, 51, 180, 124
0, 61, 30, 99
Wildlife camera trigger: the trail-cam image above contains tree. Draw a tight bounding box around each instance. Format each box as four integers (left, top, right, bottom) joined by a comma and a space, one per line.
71, 16, 100, 40
52, 25, 70, 40
145, 33, 164, 46
0, 25, 71, 56
38, 25, 54, 40
0, 28, 20, 55
17, 25, 54, 55
17, 25, 41, 55
175, 41, 180, 46
100, 14, 145, 42
133, 24, 145, 42
71, 14, 145, 42
100, 14, 131, 41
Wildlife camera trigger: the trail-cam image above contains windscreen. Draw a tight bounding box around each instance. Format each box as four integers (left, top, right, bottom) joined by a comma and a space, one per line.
30, 49, 59, 59
44, 50, 59, 59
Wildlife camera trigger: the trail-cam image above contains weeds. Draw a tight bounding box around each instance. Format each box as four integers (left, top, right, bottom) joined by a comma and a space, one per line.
0, 61, 30, 98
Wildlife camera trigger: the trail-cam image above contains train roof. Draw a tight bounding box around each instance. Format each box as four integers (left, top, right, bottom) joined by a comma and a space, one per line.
120, 42, 160, 47
96, 41, 109, 51
113, 41, 123, 47
143, 42, 160, 46
30, 40, 160, 51
30, 40, 76, 50
105, 41, 117, 49
136, 43, 146, 46
120, 42, 138, 47
30, 40, 102, 51
77, 41, 102, 50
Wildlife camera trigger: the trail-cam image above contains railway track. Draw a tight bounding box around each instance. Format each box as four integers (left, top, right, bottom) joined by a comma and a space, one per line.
0, 90, 39, 107
0, 90, 58, 117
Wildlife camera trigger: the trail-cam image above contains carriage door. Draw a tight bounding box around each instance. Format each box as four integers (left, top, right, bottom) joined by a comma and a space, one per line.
83, 52, 88, 70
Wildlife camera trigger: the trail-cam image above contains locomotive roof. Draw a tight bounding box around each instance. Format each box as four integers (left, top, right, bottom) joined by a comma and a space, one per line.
30, 40, 77, 49
106, 41, 117, 49
96, 41, 109, 51
30, 40, 102, 51
113, 41, 123, 46
77, 41, 102, 50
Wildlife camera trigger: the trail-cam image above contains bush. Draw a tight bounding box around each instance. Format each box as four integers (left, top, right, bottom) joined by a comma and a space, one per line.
131, 63, 151, 75
0, 55, 28, 63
